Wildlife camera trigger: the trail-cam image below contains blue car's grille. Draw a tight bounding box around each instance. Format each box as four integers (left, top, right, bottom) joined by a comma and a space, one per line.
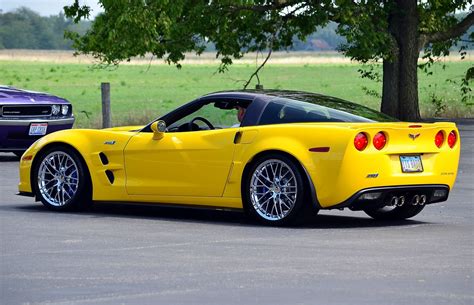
1, 105, 52, 117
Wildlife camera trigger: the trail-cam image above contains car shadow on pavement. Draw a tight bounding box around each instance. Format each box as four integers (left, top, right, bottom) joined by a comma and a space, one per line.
301, 213, 427, 229
10, 202, 429, 229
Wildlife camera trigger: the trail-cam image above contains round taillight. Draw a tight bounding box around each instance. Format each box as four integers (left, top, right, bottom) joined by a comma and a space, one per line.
354, 132, 368, 151
373, 132, 387, 150
435, 131, 444, 148
447, 130, 457, 148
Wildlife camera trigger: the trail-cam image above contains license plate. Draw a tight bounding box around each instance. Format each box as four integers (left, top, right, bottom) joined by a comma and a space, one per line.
29, 123, 48, 136
400, 155, 423, 173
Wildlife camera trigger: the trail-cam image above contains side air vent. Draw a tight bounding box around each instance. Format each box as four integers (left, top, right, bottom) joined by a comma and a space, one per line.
99, 152, 109, 165
105, 170, 114, 184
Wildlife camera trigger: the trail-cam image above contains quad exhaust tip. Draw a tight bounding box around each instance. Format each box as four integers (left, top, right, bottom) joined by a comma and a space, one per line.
411, 194, 427, 206
389, 196, 405, 207
389, 194, 427, 207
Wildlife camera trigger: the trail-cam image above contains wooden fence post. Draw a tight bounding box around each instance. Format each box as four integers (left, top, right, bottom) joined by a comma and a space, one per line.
101, 82, 111, 128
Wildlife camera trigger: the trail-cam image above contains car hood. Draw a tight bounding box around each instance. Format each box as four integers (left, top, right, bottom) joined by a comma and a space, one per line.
0, 86, 70, 105
102, 126, 145, 132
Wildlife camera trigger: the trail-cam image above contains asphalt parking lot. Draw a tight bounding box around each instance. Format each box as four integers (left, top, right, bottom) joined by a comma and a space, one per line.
1, 122, 473, 305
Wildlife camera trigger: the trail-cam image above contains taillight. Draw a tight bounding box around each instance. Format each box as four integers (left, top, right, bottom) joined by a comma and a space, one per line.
435, 131, 444, 148
447, 130, 457, 148
373, 132, 387, 150
354, 132, 368, 151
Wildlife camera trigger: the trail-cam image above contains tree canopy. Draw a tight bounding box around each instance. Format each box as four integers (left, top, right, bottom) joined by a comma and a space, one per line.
64, 1, 473, 120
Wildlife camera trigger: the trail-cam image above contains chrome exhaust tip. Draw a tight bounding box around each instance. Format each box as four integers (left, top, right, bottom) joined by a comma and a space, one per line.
397, 196, 405, 207
411, 195, 420, 205
390, 196, 399, 206
419, 194, 427, 206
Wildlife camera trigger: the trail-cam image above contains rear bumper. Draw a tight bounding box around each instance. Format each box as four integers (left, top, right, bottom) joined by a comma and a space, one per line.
328, 184, 450, 210
0, 118, 74, 151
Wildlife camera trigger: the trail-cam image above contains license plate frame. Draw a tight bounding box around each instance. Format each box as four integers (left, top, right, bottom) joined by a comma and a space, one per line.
400, 155, 423, 173
28, 123, 48, 136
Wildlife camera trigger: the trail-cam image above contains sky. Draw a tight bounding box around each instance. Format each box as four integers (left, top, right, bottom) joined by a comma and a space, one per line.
0, 0, 103, 17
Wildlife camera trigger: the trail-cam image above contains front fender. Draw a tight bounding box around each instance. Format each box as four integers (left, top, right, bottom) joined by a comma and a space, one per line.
19, 129, 136, 200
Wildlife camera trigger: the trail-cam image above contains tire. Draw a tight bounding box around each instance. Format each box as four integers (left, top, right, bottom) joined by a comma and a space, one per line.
242, 153, 308, 226
363, 204, 425, 221
32, 146, 91, 211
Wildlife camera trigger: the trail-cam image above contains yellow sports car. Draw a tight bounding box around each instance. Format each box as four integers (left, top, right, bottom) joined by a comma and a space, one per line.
18, 90, 460, 225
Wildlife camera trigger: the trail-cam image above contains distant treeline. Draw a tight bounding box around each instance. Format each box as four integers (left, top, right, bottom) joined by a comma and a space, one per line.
0, 7, 471, 51
0, 8, 90, 49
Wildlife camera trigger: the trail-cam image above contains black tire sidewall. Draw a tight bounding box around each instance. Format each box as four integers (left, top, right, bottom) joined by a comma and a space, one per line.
33, 146, 89, 211
243, 153, 306, 226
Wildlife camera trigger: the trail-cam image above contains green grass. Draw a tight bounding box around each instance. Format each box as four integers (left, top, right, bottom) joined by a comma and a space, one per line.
1, 61, 472, 128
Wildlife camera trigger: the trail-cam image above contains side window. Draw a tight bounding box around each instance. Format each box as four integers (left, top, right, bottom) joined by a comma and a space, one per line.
167, 101, 242, 131
259, 98, 373, 125
259, 101, 313, 125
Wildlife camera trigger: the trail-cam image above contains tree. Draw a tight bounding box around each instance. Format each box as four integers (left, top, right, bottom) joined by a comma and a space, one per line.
64, 1, 473, 121
336, 1, 473, 120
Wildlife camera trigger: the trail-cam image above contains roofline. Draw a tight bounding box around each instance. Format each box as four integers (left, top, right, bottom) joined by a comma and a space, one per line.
201, 89, 330, 100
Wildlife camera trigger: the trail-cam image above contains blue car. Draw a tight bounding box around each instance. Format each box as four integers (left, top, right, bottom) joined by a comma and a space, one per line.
0, 86, 75, 156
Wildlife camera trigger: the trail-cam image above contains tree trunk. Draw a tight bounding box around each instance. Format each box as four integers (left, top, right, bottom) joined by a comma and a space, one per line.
381, 59, 400, 117
381, 7, 400, 118
381, 0, 421, 121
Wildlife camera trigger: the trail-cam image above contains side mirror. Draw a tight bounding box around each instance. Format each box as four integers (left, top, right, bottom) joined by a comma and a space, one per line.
150, 120, 166, 140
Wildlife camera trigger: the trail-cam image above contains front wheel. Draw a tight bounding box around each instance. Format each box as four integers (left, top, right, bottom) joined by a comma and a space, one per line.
243, 154, 308, 226
33, 146, 91, 211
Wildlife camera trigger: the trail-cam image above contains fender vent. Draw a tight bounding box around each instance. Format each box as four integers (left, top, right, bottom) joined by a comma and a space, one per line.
99, 152, 109, 165
105, 170, 114, 184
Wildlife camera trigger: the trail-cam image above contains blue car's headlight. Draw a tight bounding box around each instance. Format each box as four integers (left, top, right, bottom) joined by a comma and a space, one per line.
52, 105, 60, 115
61, 105, 69, 116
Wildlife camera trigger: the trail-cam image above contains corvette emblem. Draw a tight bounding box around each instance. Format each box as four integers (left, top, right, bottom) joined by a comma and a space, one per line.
408, 133, 420, 140
104, 140, 116, 145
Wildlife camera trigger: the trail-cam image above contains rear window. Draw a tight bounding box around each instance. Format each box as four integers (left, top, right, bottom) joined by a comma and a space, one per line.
259, 97, 395, 125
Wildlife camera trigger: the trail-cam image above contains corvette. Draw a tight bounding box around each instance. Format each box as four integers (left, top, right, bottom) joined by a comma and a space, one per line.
18, 90, 460, 225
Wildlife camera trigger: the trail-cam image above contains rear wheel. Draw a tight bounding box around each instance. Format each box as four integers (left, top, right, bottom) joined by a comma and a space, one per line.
243, 154, 308, 226
33, 146, 91, 211
363, 204, 425, 220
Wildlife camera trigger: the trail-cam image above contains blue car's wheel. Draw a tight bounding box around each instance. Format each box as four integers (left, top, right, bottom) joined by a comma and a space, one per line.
243, 153, 306, 226
13, 151, 25, 158
33, 146, 91, 211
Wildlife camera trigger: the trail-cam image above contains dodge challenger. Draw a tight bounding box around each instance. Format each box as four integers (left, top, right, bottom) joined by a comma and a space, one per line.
18, 90, 460, 225
0, 86, 74, 156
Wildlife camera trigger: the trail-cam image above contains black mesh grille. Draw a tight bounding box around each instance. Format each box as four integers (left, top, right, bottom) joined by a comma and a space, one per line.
1, 105, 51, 117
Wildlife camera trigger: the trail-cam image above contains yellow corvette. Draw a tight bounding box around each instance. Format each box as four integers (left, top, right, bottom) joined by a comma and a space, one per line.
18, 90, 460, 225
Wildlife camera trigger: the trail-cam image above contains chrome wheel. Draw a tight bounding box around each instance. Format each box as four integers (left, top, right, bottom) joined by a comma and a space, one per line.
37, 151, 79, 207
249, 159, 298, 221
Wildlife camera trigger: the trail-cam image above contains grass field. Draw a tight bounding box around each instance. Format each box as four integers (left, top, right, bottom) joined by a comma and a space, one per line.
1, 59, 472, 128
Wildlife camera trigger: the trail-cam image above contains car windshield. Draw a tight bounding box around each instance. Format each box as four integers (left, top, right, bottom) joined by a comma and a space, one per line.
259, 95, 396, 125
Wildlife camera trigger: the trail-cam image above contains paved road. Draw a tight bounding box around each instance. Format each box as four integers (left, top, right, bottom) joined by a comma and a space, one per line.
1, 123, 473, 305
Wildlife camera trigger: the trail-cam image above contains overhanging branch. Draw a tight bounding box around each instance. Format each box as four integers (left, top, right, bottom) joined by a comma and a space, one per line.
243, 48, 273, 90
425, 11, 474, 44
223, 1, 298, 14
